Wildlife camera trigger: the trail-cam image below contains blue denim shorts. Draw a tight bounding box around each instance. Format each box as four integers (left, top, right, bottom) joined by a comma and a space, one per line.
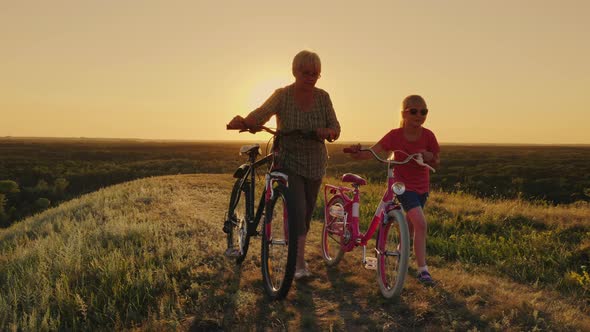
397, 191, 429, 212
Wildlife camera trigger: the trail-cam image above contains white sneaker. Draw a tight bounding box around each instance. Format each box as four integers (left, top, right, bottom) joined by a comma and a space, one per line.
294, 268, 312, 280
294, 262, 311, 280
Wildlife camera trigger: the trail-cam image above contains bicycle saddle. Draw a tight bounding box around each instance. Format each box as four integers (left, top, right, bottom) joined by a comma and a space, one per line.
239, 144, 260, 155
342, 173, 367, 186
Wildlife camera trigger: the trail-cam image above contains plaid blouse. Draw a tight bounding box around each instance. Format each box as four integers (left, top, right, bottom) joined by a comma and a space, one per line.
248, 84, 341, 179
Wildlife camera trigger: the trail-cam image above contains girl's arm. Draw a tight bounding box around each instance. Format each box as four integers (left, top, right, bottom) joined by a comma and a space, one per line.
423, 131, 441, 167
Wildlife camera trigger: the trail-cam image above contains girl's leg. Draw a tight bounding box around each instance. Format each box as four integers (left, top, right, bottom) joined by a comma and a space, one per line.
406, 206, 427, 268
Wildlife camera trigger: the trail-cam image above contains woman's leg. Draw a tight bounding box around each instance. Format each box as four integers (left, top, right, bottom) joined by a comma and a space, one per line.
288, 173, 322, 272
301, 177, 322, 268
285, 173, 308, 271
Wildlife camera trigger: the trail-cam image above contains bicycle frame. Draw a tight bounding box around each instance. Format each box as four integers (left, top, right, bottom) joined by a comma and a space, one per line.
322, 147, 435, 298
226, 123, 317, 299
324, 158, 402, 253
233, 148, 288, 237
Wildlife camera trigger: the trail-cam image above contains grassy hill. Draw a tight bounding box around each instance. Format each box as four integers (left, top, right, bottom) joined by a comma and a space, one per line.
0, 174, 588, 331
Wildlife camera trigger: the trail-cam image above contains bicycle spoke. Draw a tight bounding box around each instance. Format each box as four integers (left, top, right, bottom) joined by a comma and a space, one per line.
225, 180, 251, 263
261, 184, 296, 300
377, 210, 410, 298
328, 233, 343, 245
322, 197, 346, 266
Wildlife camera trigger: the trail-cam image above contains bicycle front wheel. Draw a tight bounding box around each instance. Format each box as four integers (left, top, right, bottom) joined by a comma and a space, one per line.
376, 209, 410, 298
224, 179, 251, 264
261, 183, 297, 300
321, 196, 346, 266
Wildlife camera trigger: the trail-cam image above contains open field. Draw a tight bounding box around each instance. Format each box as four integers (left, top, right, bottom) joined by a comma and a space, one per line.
0, 174, 588, 330
1, 138, 589, 227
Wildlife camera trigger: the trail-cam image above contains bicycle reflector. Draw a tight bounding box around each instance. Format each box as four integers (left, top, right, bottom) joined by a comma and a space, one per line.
391, 182, 406, 195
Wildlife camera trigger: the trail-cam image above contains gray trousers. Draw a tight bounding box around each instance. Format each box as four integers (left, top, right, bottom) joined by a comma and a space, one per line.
286, 171, 322, 236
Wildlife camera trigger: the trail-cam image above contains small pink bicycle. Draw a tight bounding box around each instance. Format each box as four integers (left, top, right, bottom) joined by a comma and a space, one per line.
322, 146, 435, 298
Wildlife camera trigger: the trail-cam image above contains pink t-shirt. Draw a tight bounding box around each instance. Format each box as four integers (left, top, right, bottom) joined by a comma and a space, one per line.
377, 127, 440, 194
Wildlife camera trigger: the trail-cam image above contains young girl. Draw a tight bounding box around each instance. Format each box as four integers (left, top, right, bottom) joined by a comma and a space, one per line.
350, 95, 440, 284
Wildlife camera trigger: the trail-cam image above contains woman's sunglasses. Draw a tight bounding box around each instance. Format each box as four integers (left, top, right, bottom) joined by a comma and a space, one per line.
405, 108, 429, 116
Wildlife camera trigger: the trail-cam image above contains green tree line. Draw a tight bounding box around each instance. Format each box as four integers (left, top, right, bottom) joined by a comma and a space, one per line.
1, 138, 589, 227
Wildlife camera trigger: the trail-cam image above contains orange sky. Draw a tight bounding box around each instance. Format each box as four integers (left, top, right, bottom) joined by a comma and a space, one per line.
1, 1, 589, 144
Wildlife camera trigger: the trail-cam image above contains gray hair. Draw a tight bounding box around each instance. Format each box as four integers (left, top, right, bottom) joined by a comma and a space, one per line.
292, 50, 321, 76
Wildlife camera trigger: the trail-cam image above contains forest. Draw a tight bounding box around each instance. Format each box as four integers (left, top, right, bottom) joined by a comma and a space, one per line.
1, 137, 589, 227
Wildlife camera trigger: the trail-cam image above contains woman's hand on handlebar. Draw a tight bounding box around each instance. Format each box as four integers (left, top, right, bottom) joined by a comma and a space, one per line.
227, 115, 246, 130
227, 115, 260, 132
316, 128, 338, 142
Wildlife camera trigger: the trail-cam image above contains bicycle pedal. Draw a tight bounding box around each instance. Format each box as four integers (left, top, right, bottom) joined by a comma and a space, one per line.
222, 220, 233, 234
364, 257, 377, 270
224, 248, 240, 258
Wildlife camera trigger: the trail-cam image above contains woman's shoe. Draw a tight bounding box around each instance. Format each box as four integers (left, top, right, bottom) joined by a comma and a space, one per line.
294, 262, 311, 280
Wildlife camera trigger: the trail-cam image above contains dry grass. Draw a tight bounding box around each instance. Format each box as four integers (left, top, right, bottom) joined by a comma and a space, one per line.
430, 191, 590, 228
0, 174, 588, 331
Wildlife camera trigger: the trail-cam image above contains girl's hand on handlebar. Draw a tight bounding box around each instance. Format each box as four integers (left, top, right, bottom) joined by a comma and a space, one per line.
413, 153, 436, 172
417, 150, 439, 169
343, 144, 361, 154
344, 144, 369, 160
420, 150, 434, 162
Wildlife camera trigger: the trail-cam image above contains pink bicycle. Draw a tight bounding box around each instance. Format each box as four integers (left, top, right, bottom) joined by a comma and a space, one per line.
322, 146, 435, 298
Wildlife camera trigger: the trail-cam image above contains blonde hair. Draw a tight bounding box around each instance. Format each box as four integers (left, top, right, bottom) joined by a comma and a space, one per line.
292, 50, 321, 76
399, 94, 427, 127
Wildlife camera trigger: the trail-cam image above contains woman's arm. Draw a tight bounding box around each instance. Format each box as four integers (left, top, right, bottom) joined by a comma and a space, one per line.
317, 91, 341, 141
243, 88, 285, 128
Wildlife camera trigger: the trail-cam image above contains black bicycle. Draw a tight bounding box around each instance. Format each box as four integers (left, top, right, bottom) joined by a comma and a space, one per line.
223, 124, 322, 300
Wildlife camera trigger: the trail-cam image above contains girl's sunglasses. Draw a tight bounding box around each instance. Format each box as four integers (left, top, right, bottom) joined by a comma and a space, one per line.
405, 108, 429, 116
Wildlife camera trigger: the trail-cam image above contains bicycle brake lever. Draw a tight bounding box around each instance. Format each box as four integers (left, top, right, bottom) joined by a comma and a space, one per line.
414, 154, 436, 173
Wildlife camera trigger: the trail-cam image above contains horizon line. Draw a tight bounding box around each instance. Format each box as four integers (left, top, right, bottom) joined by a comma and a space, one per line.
1, 135, 589, 147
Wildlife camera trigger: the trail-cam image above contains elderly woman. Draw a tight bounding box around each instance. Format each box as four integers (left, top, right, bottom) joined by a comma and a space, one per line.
228, 50, 341, 279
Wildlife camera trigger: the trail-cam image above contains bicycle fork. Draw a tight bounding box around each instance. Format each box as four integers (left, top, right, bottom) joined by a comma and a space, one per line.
363, 201, 396, 270
263, 171, 289, 240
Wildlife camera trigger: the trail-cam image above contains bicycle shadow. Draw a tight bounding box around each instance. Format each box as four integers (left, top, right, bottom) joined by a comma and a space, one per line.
285, 253, 417, 331
187, 262, 244, 331
428, 285, 489, 330
326, 264, 415, 330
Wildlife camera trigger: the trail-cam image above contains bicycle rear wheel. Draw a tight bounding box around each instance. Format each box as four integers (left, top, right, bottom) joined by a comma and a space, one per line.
321, 196, 346, 266
224, 179, 251, 264
261, 183, 297, 300
376, 209, 410, 298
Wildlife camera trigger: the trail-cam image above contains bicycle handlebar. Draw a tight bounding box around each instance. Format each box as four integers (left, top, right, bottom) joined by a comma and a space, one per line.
227, 123, 328, 142
226, 124, 276, 135
344, 146, 436, 173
